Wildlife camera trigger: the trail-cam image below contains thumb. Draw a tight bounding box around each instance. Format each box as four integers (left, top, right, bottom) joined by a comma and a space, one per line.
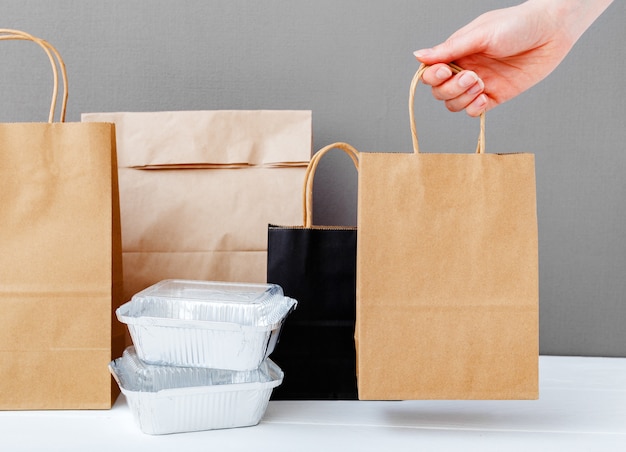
414, 33, 483, 65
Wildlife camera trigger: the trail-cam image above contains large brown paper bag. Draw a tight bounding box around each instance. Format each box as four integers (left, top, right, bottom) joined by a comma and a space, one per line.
81, 110, 311, 301
356, 64, 539, 400
0, 30, 124, 409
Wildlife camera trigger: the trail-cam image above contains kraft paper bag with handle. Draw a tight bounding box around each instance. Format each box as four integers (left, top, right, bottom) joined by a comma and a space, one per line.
268, 142, 359, 400
81, 110, 311, 302
0, 30, 124, 409
356, 64, 539, 400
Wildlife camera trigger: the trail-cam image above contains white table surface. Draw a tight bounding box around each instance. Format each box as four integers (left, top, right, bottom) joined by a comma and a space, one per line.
1, 356, 625, 452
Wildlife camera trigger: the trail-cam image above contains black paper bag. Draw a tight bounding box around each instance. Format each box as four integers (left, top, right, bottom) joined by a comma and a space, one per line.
267, 143, 359, 400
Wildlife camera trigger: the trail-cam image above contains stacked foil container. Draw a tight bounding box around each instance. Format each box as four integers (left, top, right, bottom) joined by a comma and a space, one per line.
109, 279, 297, 435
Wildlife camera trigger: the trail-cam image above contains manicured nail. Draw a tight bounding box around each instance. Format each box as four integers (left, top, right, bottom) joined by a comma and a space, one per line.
475, 94, 487, 109
413, 49, 433, 59
435, 66, 452, 80
468, 79, 484, 95
467, 95, 488, 117
458, 71, 478, 88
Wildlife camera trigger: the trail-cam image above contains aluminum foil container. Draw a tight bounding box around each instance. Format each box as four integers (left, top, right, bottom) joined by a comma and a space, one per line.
110, 347, 283, 435
116, 280, 297, 370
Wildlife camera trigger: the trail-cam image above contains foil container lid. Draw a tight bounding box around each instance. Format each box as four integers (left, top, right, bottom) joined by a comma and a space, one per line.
118, 279, 297, 328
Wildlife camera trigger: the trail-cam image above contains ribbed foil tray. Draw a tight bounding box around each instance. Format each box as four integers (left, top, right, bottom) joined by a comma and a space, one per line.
116, 280, 297, 370
110, 347, 283, 435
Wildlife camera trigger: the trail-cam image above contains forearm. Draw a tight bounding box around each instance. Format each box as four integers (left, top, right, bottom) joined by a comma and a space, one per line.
524, 0, 614, 45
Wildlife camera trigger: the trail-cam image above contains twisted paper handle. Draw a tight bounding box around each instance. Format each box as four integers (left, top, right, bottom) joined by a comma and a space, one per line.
410, 63, 485, 154
303, 142, 360, 228
0, 29, 68, 122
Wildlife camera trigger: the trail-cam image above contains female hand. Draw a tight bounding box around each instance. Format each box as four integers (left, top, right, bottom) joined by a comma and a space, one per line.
414, 0, 613, 116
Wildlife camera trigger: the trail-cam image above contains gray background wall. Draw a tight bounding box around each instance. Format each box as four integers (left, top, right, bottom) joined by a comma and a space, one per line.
2, 0, 624, 357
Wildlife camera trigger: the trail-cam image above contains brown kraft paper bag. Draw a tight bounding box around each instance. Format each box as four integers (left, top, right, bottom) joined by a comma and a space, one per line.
0, 30, 124, 409
81, 110, 311, 301
355, 64, 539, 400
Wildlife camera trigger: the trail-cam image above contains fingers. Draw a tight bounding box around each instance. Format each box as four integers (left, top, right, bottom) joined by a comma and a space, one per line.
420, 63, 453, 86
437, 71, 484, 114
461, 93, 488, 117
419, 64, 487, 117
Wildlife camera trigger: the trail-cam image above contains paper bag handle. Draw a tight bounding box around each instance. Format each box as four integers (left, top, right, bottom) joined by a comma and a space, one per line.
0, 29, 68, 123
410, 63, 485, 154
303, 142, 360, 228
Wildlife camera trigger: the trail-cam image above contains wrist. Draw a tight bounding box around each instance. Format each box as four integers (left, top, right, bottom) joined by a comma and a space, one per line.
524, 0, 613, 44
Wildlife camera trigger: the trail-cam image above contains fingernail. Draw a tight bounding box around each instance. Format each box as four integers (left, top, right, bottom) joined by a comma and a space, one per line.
458, 71, 478, 88
413, 49, 432, 59
475, 94, 487, 109
468, 79, 484, 95
435, 66, 452, 80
